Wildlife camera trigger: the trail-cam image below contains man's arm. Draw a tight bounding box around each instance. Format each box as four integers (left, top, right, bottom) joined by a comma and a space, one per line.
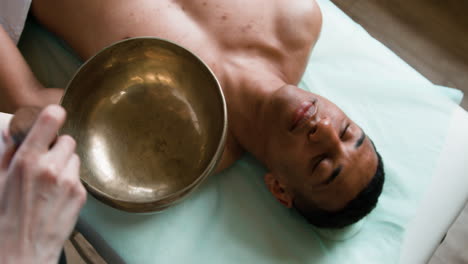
0, 25, 63, 113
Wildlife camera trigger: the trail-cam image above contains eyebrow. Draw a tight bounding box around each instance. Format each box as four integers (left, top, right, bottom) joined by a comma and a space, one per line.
324, 129, 366, 185
324, 165, 342, 185
355, 130, 366, 148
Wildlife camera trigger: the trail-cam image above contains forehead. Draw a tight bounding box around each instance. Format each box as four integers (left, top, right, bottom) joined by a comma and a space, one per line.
306, 137, 378, 211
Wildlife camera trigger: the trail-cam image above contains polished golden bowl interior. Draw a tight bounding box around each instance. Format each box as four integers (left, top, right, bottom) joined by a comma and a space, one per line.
60, 38, 226, 212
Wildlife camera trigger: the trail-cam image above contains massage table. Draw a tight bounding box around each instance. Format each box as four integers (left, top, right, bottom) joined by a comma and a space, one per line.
400, 106, 468, 263
1, 91, 467, 264
1, 0, 467, 263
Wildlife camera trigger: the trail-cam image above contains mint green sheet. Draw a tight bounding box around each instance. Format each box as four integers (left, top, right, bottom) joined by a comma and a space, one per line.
18, 0, 462, 263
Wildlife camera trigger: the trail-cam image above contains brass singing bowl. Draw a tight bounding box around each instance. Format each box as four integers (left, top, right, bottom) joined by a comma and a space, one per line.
59, 38, 227, 212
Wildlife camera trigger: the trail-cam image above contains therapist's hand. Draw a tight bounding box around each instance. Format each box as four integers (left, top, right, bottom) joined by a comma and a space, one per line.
0, 105, 86, 264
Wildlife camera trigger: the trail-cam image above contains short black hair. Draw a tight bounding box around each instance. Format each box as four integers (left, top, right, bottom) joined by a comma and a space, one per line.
293, 149, 385, 229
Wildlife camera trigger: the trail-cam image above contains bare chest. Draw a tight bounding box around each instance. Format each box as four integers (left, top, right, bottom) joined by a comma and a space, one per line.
33, 0, 320, 85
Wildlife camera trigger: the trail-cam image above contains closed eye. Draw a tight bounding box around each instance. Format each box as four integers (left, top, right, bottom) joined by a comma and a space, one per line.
340, 123, 350, 139
312, 155, 326, 173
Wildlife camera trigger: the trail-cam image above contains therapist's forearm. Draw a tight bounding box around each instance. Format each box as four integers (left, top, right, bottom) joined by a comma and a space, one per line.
0, 25, 61, 113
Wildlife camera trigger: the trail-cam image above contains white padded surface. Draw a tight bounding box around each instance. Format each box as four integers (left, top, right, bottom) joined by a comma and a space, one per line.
400, 105, 468, 264
0, 112, 12, 132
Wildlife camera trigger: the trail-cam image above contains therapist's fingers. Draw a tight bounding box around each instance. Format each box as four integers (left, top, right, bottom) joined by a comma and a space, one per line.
47, 135, 76, 172
20, 105, 66, 153
59, 154, 86, 206
45, 154, 85, 254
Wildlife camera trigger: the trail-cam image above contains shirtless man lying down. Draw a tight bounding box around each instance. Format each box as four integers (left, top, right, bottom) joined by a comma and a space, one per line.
0, 0, 384, 228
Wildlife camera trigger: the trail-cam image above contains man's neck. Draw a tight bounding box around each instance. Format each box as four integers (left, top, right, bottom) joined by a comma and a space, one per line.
220, 69, 285, 164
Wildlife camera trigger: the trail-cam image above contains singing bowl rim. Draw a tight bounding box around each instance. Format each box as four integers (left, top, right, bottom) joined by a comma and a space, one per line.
59, 37, 228, 212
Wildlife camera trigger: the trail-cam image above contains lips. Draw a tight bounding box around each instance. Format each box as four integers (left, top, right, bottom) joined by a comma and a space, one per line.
290, 100, 317, 132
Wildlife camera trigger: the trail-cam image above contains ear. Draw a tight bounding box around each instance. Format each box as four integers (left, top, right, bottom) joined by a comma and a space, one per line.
264, 172, 293, 208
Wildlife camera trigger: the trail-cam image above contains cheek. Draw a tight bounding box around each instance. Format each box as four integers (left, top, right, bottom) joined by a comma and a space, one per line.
273, 133, 300, 160
268, 137, 291, 162
273, 144, 305, 177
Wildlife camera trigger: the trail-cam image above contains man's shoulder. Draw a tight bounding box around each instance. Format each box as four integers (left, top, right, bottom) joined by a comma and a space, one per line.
214, 132, 244, 173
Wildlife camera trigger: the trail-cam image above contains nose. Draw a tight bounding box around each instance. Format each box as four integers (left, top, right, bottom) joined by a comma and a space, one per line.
308, 117, 342, 153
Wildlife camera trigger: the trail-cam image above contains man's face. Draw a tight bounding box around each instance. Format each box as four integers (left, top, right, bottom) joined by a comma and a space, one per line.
262, 85, 378, 211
